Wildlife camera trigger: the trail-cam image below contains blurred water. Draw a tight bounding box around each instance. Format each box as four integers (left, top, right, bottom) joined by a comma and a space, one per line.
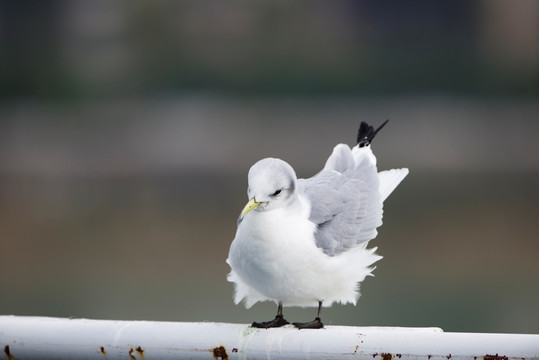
0, 97, 538, 333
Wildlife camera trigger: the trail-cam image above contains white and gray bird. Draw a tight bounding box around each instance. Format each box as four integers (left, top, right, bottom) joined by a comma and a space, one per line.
226, 121, 408, 329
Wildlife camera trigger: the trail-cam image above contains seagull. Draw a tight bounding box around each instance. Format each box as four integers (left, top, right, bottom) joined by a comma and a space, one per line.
226, 120, 408, 329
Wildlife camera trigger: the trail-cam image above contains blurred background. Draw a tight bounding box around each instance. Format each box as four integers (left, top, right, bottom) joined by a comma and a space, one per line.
1, 1, 538, 334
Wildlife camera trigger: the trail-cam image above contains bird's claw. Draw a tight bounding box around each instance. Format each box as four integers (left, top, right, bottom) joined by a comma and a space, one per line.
293, 317, 324, 329
251, 315, 290, 328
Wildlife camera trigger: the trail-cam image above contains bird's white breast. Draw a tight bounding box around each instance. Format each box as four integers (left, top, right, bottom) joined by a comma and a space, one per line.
228, 196, 323, 304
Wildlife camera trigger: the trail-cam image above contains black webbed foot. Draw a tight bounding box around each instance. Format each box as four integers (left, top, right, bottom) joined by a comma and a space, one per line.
293, 317, 324, 329
251, 315, 290, 329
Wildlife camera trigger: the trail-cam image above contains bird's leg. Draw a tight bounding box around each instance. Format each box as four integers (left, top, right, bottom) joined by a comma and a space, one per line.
251, 303, 290, 329
293, 301, 324, 329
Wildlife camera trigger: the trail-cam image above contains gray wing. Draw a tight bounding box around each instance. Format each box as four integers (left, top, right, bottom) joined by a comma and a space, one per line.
298, 145, 383, 256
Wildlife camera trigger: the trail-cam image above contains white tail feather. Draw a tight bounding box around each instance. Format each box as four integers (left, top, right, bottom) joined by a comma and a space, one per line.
378, 168, 409, 202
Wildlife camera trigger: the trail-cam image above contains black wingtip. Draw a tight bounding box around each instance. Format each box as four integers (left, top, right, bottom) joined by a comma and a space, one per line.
356, 119, 389, 147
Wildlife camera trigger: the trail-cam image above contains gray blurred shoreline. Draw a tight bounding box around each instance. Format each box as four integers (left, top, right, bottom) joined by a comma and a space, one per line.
1, 96, 538, 178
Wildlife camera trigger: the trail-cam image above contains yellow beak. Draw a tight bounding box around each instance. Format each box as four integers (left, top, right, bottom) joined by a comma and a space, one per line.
241, 198, 261, 219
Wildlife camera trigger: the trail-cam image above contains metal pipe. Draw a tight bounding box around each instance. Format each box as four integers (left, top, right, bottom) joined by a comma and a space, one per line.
0, 316, 537, 359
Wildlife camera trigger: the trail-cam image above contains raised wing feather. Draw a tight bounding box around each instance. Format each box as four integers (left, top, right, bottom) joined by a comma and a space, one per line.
299, 144, 383, 256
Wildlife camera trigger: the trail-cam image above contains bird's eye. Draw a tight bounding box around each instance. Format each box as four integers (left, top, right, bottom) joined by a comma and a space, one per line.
271, 189, 282, 196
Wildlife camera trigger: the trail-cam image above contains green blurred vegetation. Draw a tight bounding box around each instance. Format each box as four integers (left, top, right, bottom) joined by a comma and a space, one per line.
0, 1, 537, 100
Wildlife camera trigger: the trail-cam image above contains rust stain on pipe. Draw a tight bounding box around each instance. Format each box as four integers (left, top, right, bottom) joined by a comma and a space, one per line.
4, 345, 15, 360
484, 355, 508, 360
135, 346, 145, 358
128, 347, 136, 360
212, 345, 228, 360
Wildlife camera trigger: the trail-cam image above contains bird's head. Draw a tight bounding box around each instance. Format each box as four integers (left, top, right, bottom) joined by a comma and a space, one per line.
240, 158, 297, 219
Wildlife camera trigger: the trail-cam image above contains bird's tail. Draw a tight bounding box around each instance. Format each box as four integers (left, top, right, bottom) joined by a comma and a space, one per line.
356, 119, 389, 148
378, 168, 409, 202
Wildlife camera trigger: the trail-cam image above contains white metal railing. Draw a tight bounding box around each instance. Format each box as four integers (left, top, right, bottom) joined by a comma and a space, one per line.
0, 316, 537, 359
